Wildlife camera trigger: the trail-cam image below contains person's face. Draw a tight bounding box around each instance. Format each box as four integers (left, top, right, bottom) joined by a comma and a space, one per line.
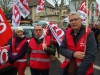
16, 30, 24, 38
69, 14, 82, 30
34, 26, 43, 38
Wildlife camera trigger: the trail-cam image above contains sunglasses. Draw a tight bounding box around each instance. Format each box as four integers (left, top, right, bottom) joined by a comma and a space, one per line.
69, 18, 80, 22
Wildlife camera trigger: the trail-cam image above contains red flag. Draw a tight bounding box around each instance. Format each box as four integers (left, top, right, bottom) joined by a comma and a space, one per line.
0, 7, 13, 47
36, 0, 45, 13
12, 0, 20, 27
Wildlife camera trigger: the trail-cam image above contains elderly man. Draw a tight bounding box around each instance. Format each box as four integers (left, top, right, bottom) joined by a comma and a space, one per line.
59, 12, 97, 75
29, 25, 55, 75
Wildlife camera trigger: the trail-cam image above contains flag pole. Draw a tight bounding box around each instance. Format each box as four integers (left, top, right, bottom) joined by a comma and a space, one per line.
44, 0, 47, 21
84, 0, 88, 53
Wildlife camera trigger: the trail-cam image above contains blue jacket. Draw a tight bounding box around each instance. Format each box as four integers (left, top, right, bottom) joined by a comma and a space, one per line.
59, 25, 97, 75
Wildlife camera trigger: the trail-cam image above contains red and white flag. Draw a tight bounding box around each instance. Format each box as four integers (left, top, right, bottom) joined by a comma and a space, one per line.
77, 0, 87, 19
14, 0, 30, 18
48, 22, 65, 46
0, 7, 13, 47
12, 0, 20, 27
36, 0, 45, 13
77, 0, 89, 25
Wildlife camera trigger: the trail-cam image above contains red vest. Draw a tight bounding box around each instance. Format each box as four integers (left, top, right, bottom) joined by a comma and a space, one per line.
12, 38, 27, 68
29, 35, 51, 70
61, 28, 94, 75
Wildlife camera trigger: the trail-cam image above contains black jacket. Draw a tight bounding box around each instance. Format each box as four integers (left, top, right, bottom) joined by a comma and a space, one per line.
8, 36, 28, 62
59, 25, 97, 75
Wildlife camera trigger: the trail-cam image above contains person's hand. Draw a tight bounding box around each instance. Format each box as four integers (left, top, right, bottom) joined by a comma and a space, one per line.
42, 43, 47, 50
73, 51, 85, 59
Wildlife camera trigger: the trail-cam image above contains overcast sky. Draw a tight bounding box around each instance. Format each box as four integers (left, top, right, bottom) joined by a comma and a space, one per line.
46, 0, 100, 11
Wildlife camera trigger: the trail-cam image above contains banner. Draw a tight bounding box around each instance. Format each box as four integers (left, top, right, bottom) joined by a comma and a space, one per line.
0, 45, 9, 65
48, 22, 65, 46
36, 0, 45, 13
12, 0, 20, 27
14, 0, 30, 18
0, 7, 13, 47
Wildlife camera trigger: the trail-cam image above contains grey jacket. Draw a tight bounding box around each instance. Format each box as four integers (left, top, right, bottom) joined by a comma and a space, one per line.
59, 25, 97, 75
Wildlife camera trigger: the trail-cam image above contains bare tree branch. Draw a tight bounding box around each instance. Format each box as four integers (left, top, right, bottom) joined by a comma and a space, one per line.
0, 0, 12, 13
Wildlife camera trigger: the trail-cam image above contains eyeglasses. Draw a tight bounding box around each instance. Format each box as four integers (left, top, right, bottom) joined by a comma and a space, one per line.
35, 29, 42, 31
69, 18, 80, 22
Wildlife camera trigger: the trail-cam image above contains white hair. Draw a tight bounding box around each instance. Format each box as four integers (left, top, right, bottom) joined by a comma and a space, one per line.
15, 27, 24, 33
69, 12, 82, 19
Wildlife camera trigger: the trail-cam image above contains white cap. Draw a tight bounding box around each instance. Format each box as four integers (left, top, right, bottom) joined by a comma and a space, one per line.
15, 27, 24, 32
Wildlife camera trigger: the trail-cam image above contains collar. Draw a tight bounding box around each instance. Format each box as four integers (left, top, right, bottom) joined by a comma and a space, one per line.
34, 33, 45, 40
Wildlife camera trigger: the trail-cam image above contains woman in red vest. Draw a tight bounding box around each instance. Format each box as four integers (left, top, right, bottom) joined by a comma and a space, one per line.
8, 27, 28, 75
29, 25, 55, 75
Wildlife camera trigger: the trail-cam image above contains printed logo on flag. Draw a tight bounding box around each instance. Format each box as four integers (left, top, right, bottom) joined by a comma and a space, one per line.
0, 7, 13, 47
0, 14, 6, 34
48, 22, 65, 46
14, 0, 30, 18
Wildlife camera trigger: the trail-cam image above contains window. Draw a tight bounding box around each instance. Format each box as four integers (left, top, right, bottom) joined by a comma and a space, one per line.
92, 4, 94, 7
91, 9, 94, 14
91, 16, 94, 21
63, 12, 66, 15
57, 12, 59, 15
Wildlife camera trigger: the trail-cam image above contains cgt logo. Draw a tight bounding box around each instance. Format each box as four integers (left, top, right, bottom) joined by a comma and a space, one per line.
0, 14, 6, 34
0, 46, 9, 65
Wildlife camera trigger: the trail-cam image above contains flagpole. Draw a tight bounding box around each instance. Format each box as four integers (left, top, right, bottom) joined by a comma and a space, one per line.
44, 0, 47, 21
84, 0, 88, 53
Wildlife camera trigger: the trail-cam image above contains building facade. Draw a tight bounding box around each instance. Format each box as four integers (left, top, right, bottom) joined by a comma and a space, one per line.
69, 0, 99, 24
88, 1, 99, 24
28, 0, 58, 21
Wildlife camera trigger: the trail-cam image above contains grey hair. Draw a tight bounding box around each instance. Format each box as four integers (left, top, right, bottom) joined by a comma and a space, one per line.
69, 12, 82, 19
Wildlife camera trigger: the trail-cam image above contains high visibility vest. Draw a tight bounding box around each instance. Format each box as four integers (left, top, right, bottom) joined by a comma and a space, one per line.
12, 38, 27, 68
61, 28, 94, 75
29, 35, 51, 70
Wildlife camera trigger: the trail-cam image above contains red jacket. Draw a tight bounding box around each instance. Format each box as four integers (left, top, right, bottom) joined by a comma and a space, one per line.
12, 38, 27, 68
29, 35, 51, 70
61, 28, 94, 75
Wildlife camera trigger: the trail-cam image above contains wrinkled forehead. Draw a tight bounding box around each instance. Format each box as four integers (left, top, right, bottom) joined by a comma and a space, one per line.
69, 14, 80, 19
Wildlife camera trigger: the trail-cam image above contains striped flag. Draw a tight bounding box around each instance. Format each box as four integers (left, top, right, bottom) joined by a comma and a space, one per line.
36, 0, 45, 13
48, 22, 65, 46
12, 0, 20, 27
14, 0, 30, 18
77, 0, 89, 25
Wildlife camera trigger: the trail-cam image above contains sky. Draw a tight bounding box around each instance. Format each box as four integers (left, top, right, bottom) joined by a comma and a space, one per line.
46, 0, 100, 11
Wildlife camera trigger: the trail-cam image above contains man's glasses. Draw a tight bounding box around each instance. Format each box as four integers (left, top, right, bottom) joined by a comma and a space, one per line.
35, 29, 42, 31
69, 18, 80, 22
